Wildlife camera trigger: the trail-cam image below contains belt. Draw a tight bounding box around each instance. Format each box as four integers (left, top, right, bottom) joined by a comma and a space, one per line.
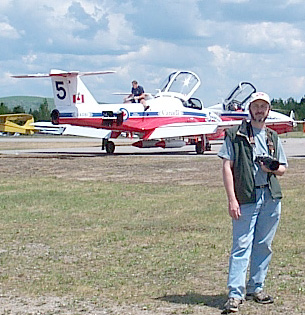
255, 184, 269, 189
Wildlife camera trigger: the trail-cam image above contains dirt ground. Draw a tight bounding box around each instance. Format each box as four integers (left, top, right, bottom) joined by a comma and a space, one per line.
0, 141, 224, 315
0, 138, 304, 315
0, 153, 223, 186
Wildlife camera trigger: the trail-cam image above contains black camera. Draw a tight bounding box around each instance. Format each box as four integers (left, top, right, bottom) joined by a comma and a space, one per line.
255, 156, 280, 171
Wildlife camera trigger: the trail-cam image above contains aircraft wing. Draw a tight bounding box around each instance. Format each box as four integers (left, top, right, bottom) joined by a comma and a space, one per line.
33, 122, 111, 138
0, 113, 34, 121
216, 120, 244, 128
12, 70, 115, 78
112, 92, 130, 95
217, 118, 305, 130
0, 113, 36, 134
63, 125, 111, 138
146, 122, 219, 139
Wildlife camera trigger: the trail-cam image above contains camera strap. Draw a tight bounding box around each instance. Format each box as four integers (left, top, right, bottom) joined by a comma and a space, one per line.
266, 129, 275, 157
247, 122, 275, 157
247, 122, 256, 147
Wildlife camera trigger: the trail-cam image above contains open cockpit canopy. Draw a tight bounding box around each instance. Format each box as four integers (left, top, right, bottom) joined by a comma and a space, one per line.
223, 82, 256, 111
156, 70, 201, 101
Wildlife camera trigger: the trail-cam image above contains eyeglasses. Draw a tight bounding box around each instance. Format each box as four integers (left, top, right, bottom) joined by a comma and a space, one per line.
250, 103, 270, 110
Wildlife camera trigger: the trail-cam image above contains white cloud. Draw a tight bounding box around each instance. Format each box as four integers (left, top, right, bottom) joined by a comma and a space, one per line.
207, 45, 251, 75
0, 21, 20, 38
243, 22, 305, 51
0, 0, 12, 10
93, 13, 136, 50
3, 1, 136, 55
22, 53, 38, 64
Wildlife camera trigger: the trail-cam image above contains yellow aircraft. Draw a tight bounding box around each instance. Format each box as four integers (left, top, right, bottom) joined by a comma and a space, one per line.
0, 113, 36, 135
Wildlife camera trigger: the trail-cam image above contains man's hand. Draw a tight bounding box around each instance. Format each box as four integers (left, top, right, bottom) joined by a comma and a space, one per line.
259, 161, 286, 176
259, 162, 272, 173
228, 197, 241, 220
222, 159, 241, 220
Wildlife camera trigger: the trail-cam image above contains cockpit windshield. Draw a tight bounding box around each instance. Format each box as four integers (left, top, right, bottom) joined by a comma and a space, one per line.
160, 73, 175, 92
223, 82, 256, 111
157, 71, 201, 101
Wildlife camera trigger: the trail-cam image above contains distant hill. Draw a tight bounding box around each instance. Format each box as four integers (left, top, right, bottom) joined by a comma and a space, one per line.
0, 96, 55, 112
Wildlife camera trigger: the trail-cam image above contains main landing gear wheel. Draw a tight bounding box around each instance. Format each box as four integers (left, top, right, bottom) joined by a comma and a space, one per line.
105, 141, 115, 154
51, 109, 60, 125
205, 142, 211, 151
195, 141, 204, 154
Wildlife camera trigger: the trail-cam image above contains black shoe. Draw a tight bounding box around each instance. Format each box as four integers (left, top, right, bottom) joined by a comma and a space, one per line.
222, 297, 243, 313
246, 291, 274, 304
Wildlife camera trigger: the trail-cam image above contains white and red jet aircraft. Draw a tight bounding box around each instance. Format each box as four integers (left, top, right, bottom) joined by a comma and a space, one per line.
13, 70, 226, 154
12, 70, 297, 154
209, 81, 295, 135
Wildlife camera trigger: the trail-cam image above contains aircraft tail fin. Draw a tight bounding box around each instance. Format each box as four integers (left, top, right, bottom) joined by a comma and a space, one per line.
290, 110, 295, 120
12, 69, 115, 111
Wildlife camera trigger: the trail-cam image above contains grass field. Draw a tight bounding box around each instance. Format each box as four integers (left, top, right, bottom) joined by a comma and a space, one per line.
0, 150, 304, 314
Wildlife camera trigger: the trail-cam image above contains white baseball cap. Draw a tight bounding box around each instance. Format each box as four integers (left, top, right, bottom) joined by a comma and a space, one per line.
250, 92, 271, 105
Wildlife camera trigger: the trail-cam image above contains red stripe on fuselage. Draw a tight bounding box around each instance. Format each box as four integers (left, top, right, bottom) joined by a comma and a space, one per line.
58, 116, 207, 133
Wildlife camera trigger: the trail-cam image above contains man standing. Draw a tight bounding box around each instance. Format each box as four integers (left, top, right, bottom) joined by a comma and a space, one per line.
218, 92, 288, 313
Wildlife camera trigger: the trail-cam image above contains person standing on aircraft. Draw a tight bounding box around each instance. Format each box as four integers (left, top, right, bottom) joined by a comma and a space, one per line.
218, 92, 288, 313
124, 80, 149, 110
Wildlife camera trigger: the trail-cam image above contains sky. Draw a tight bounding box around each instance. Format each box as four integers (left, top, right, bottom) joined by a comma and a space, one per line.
1, 0, 305, 107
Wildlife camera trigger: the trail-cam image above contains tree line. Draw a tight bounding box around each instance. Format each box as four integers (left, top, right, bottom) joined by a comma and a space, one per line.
271, 97, 305, 120
0, 98, 51, 121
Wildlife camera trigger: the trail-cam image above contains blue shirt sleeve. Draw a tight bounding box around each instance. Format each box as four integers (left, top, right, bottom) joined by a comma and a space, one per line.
217, 136, 234, 161
277, 138, 288, 167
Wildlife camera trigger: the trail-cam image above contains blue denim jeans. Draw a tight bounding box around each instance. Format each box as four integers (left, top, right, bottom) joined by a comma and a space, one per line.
228, 187, 281, 299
